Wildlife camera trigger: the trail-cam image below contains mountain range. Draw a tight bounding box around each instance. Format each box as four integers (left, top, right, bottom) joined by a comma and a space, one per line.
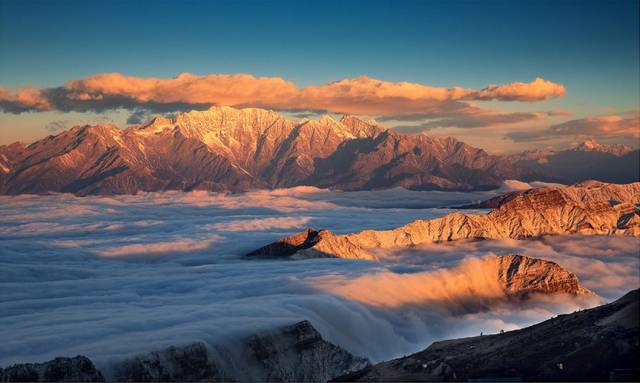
508, 138, 639, 185
1, 107, 637, 195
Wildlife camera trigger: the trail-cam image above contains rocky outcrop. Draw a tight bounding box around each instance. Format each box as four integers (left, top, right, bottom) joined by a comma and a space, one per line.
336, 289, 640, 382
246, 228, 377, 260
0, 356, 104, 382
248, 182, 640, 260
114, 343, 223, 382
114, 320, 368, 382
496, 254, 591, 297
239, 320, 370, 382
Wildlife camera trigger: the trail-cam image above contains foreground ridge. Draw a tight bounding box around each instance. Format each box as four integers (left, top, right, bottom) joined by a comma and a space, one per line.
0, 321, 368, 383
247, 181, 640, 260
335, 289, 640, 382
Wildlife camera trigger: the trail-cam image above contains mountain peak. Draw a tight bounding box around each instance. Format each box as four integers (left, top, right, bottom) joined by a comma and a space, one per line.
574, 138, 634, 156
135, 116, 174, 136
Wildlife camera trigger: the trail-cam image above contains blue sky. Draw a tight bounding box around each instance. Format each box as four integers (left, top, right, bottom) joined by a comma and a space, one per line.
0, 0, 638, 151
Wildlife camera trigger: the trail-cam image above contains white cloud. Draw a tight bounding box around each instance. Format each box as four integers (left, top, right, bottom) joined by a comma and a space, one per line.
0, 188, 636, 378
206, 217, 312, 232
95, 237, 221, 258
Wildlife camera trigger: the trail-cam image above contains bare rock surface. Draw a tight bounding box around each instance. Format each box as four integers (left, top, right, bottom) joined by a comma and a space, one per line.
248, 181, 640, 260
495, 254, 591, 297
114, 342, 222, 382
237, 320, 370, 382
335, 289, 640, 382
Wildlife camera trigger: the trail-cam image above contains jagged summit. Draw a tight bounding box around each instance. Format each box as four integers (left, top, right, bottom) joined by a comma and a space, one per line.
574, 138, 635, 156
496, 254, 592, 297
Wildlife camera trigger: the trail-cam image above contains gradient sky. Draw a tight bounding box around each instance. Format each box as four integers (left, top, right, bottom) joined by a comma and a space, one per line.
1, 0, 638, 153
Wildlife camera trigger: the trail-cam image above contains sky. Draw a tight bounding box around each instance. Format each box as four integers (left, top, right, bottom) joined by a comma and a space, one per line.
0, 0, 638, 152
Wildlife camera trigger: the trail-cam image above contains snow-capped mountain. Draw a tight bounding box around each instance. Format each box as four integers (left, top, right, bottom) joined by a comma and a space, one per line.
0, 107, 637, 195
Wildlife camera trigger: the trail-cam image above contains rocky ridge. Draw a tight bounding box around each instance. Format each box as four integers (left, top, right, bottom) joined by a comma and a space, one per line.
247, 181, 640, 260
336, 289, 640, 382
0, 356, 104, 382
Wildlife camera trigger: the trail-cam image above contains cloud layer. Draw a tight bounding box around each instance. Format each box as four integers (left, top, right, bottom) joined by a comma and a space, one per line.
0, 74, 565, 118
0, 187, 636, 377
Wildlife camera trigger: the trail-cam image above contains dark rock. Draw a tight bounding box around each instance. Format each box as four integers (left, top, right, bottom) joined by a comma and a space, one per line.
336, 289, 640, 382
113, 320, 368, 382
0, 356, 104, 382
114, 342, 222, 382
242, 320, 370, 382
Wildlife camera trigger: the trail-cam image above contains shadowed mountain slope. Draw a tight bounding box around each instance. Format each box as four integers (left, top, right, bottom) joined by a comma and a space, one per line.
336, 289, 640, 382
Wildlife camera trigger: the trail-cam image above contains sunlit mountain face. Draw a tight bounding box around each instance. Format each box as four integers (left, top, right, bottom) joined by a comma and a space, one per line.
0, 0, 638, 381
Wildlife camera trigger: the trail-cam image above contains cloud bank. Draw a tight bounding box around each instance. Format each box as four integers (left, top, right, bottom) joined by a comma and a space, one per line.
0, 188, 636, 377
0, 74, 565, 119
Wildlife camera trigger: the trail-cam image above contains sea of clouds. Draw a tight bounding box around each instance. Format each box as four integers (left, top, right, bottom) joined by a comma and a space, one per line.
0, 185, 638, 375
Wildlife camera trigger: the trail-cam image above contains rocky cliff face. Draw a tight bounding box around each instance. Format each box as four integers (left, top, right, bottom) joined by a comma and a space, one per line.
114, 343, 223, 382
496, 254, 591, 297
247, 182, 640, 260
0, 356, 104, 382
0, 106, 547, 195
336, 289, 640, 382
237, 320, 370, 382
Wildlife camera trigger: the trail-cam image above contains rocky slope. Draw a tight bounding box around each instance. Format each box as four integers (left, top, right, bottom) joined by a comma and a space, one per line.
247, 181, 640, 260
336, 289, 640, 382
0, 356, 104, 382
1, 321, 368, 383
509, 139, 639, 184
0, 106, 590, 195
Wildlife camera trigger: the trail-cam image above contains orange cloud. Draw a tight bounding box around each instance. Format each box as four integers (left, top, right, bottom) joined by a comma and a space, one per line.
0, 73, 566, 117
0, 86, 51, 113
65, 73, 299, 106
310, 256, 506, 308
470, 77, 566, 101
